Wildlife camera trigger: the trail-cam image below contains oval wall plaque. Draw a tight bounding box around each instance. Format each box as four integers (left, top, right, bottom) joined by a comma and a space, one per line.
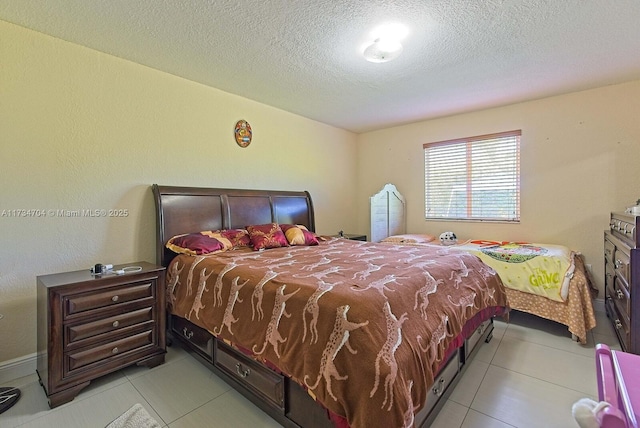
234, 120, 252, 148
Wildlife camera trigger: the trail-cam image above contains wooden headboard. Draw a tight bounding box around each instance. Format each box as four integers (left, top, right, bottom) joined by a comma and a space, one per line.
152, 184, 315, 267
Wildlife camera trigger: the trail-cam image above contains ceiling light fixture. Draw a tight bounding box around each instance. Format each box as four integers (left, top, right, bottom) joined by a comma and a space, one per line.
362, 23, 408, 63
363, 38, 403, 63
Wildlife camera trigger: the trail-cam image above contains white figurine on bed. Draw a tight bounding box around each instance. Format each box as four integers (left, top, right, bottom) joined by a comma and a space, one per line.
439, 231, 457, 246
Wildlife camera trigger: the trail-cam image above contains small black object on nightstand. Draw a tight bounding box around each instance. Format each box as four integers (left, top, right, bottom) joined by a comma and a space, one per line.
334, 233, 367, 241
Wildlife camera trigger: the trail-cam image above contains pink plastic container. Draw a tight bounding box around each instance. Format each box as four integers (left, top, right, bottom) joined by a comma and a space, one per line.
595, 344, 639, 428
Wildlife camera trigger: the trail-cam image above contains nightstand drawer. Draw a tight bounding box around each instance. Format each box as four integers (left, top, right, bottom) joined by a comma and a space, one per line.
66, 330, 154, 373
66, 307, 153, 344
65, 282, 153, 317
215, 341, 284, 410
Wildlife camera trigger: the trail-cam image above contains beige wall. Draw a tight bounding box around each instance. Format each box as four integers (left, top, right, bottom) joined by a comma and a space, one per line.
0, 21, 357, 362
356, 80, 640, 298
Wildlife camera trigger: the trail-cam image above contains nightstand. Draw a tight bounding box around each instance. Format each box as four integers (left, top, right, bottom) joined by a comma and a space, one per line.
334, 233, 367, 241
36, 261, 166, 408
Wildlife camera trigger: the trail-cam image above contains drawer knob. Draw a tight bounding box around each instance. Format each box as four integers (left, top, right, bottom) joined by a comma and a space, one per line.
615, 260, 623, 269
614, 319, 623, 330
112, 295, 119, 302
112, 347, 119, 354
616, 289, 624, 299
182, 328, 194, 339
235, 363, 251, 378
112, 320, 120, 328
432, 377, 446, 397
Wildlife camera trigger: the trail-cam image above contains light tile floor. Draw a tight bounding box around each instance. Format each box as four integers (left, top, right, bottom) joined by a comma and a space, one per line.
0, 309, 622, 428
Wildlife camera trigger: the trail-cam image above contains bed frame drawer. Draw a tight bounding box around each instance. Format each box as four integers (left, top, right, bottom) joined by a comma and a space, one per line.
416, 351, 460, 421
171, 316, 214, 363
214, 341, 285, 411
464, 319, 493, 362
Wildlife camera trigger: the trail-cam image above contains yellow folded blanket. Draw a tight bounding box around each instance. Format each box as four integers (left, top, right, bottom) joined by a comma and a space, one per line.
449, 240, 574, 302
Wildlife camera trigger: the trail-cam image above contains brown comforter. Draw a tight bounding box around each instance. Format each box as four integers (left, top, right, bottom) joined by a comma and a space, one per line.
167, 238, 508, 428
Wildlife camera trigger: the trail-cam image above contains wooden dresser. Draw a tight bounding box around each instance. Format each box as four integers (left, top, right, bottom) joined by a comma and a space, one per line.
36, 261, 166, 407
604, 213, 640, 354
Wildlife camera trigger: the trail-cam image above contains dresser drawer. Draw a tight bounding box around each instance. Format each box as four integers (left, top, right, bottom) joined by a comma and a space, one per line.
214, 341, 284, 410
605, 261, 616, 290
605, 238, 615, 263
65, 282, 154, 317
614, 248, 631, 287
611, 277, 631, 317
66, 307, 154, 345
66, 330, 154, 373
171, 316, 214, 363
606, 296, 630, 351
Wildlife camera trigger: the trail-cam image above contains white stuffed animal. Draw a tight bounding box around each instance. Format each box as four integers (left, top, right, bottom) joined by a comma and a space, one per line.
572, 398, 610, 428
439, 231, 457, 246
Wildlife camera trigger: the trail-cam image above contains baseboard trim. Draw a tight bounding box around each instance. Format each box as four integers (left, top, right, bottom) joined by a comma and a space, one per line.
0, 353, 37, 384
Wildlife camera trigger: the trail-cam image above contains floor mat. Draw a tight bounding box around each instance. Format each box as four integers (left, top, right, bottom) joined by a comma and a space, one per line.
0, 387, 21, 414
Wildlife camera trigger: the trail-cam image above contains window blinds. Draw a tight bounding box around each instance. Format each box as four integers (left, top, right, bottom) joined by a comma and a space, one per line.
424, 130, 521, 221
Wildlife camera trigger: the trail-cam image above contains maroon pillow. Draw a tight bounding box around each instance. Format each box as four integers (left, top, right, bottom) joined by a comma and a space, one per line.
218, 229, 252, 248
246, 223, 289, 250
280, 224, 319, 246
166, 232, 229, 255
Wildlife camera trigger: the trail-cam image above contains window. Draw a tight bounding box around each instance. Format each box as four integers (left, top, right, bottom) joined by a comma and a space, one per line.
423, 130, 521, 222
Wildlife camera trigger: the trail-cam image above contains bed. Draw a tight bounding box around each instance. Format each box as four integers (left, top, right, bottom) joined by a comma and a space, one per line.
152, 184, 509, 428
370, 184, 598, 344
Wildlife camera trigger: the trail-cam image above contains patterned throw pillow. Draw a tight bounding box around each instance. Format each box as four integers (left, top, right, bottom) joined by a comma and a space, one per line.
216, 229, 252, 248
166, 232, 231, 255
280, 224, 319, 246
246, 223, 289, 250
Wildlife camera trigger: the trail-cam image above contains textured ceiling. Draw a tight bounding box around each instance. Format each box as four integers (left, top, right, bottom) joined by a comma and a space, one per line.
2, 0, 640, 133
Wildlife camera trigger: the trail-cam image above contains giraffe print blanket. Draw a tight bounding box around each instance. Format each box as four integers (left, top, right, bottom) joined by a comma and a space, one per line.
167, 238, 508, 428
